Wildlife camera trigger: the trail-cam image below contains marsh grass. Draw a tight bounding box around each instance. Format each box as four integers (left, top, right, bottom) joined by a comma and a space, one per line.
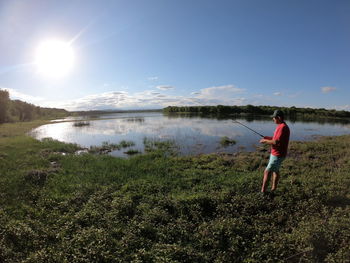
89, 140, 135, 154
125, 117, 144, 122
219, 136, 237, 147
0, 121, 349, 262
124, 149, 140, 155
119, 140, 135, 148
143, 137, 178, 156
73, 121, 90, 127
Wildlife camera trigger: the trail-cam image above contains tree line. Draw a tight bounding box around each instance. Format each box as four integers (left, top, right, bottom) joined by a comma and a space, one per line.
163, 105, 350, 118
0, 89, 68, 124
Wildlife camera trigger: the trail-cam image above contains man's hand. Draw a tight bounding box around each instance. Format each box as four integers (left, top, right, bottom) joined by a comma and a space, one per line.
260, 138, 278, 145
260, 136, 273, 144
260, 138, 268, 144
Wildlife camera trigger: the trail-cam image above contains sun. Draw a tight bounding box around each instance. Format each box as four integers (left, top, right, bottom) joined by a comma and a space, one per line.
35, 39, 75, 78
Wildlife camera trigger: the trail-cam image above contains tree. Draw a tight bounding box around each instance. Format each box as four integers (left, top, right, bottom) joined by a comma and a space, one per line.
0, 89, 10, 123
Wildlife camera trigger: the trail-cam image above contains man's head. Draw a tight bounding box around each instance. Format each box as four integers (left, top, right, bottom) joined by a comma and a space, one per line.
271, 110, 284, 124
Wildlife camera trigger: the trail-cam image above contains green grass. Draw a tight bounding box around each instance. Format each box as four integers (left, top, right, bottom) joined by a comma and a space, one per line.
0, 120, 49, 137
219, 136, 237, 147
124, 149, 140, 155
0, 121, 349, 262
73, 121, 90, 127
89, 140, 136, 154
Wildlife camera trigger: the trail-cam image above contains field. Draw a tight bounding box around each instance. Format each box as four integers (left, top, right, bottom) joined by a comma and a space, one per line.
0, 121, 349, 262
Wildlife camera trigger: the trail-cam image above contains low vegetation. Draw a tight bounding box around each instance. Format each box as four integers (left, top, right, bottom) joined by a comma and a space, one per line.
220, 136, 237, 147
73, 121, 90, 127
89, 140, 136, 154
124, 149, 141, 155
143, 137, 178, 156
119, 140, 136, 148
0, 121, 349, 262
126, 117, 145, 123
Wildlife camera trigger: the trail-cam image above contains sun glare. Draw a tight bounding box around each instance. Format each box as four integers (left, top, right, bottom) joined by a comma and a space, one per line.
35, 40, 74, 78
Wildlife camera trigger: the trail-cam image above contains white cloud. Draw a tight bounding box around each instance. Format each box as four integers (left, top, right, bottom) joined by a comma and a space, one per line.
334, 105, 350, 111
321, 86, 336, 93
2, 87, 44, 103
59, 91, 133, 110
188, 85, 246, 106
42, 84, 248, 111
148, 76, 159, 81
0, 83, 259, 111
273, 92, 282, 96
156, 85, 174, 90
48, 90, 181, 111
195, 85, 245, 99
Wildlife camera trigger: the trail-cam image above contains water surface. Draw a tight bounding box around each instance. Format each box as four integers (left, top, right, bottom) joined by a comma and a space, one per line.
30, 112, 350, 157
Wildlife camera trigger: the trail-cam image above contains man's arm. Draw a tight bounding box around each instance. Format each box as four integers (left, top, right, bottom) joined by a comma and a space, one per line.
260, 125, 287, 145
260, 138, 278, 145
259, 136, 278, 145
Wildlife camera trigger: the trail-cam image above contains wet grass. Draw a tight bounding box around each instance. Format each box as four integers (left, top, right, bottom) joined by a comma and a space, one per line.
0, 121, 349, 262
143, 137, 178, 156
73, 121, 90, 127
219, 136, 237, 147
124, 149, 141, 155
88, 140, 136, 154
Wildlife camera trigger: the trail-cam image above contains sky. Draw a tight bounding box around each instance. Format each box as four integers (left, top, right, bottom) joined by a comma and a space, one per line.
0, 0, 350, 111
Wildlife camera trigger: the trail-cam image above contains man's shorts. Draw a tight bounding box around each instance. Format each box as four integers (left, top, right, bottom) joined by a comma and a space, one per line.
266, 154, 285, 172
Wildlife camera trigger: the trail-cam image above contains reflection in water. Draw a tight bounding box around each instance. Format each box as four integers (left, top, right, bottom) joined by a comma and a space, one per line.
30, 112, 350, 157
125, 117, 145, 123
167, 112, 350, 125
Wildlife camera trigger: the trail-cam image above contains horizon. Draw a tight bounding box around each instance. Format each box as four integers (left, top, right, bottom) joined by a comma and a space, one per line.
49, 104, 350, 113
1, 0, 350, 111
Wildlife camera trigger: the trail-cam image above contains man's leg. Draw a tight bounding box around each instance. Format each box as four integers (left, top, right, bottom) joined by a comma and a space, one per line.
271, 171, 280, 191
261, 169, 271, 193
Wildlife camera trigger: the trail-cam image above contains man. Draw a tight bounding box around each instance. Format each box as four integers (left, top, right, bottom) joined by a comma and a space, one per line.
259, 110, 290, 194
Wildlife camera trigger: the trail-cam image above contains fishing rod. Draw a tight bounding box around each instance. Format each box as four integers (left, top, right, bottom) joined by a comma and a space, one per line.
232, 120, 264, 138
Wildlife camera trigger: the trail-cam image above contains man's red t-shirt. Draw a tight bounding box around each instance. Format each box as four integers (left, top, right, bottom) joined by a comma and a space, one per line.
271, 122, 290, 157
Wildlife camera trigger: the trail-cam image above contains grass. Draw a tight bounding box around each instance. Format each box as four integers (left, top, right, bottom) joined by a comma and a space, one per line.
124, 149, 140, 155
143, 137, 178, 156
89, 140, 136, 154
0, 120, 49, 137
119, 140, 136, 148
0, 121, 349, 262
219, 136, 237, 147
73, 121, 90, 127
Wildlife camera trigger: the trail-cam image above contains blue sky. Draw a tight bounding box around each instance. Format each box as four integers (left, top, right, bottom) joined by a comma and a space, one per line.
0, 0, 349, 111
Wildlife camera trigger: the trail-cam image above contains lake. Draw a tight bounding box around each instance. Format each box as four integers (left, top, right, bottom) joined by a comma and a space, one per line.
30, 112, 350, 157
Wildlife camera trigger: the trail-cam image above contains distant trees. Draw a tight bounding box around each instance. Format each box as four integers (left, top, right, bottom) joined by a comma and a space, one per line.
163, 105, 350, 119
0, 89, 69, 124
